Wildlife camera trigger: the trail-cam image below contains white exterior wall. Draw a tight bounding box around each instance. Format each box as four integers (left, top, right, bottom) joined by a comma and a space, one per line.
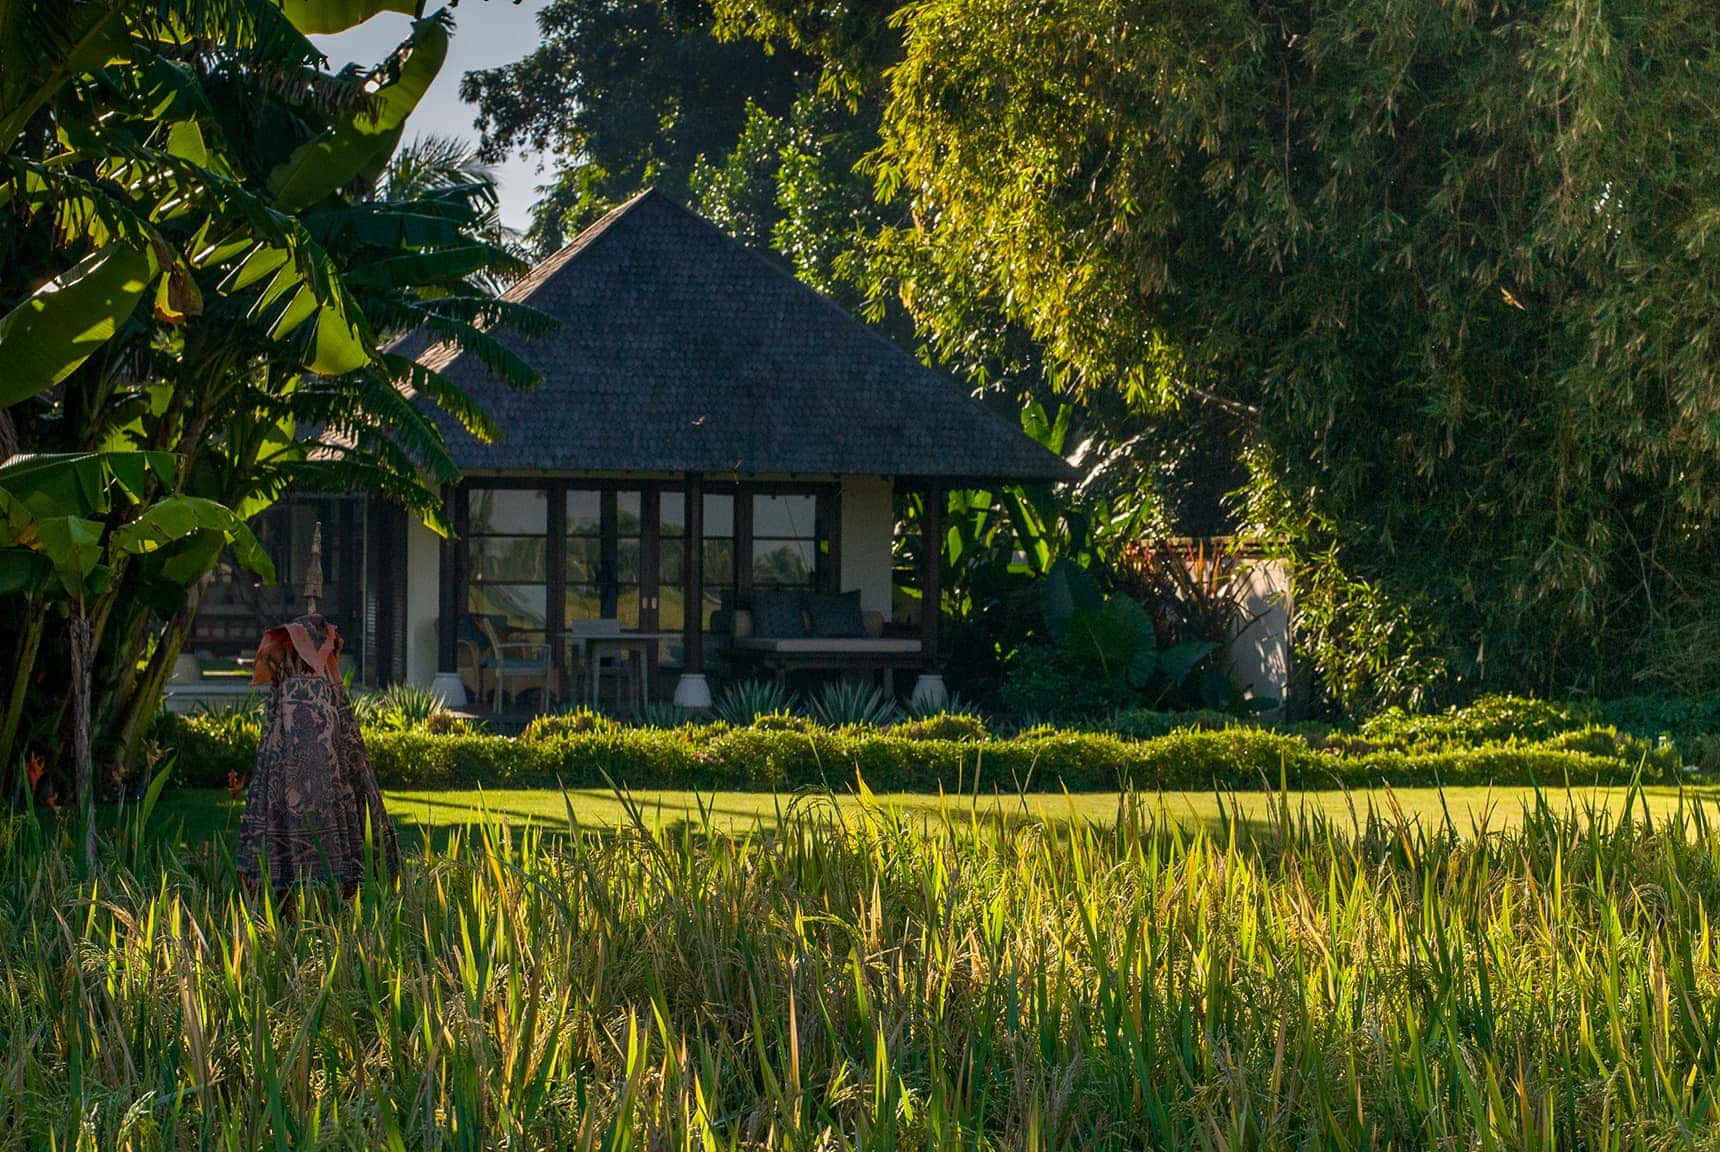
1228, 558, 1292, 714
839, 475, 895, 619
405, 516, 443, 686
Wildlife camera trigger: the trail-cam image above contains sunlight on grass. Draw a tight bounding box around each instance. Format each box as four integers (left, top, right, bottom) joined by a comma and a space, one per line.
28, 782, 1720, 1145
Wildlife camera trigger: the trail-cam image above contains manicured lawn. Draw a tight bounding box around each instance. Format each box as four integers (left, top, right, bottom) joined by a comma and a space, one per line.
150, 782, 1720, 845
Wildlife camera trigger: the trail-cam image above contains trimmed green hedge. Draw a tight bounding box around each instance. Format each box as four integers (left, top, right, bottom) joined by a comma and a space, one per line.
158, 711, 1657, 794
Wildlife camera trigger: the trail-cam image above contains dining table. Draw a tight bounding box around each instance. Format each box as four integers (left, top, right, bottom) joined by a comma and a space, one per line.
564, 630, 681, 710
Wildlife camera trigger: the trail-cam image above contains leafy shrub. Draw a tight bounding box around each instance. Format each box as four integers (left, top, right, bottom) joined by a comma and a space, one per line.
1600, 696, 1720, 747
893, 713, 990, 743
520, 708, 612, 743
1103, 708, 1240, 740
152, 708, 261, 789
159, 693, 1693, 795
996, 647, 1137, 722
806, 680, 900, 728
422, 710, 478, 737
1354, 695, 1581, 751
713, 679, 795, 726
750, 710, 815, 733
182, 724, 1642, 795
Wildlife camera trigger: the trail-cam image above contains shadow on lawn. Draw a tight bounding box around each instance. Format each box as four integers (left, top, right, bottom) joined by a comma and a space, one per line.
129, 783, 1720, 861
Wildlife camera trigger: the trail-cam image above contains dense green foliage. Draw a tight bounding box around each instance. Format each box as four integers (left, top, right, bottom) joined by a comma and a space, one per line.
460, 0, 811, 250
15, 785, 1720, 1144
158, 692, 1709, 793
708, 0, 1720, 707
471, 0, 1720, 709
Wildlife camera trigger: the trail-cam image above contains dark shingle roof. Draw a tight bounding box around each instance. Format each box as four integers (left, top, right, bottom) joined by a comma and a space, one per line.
416, 189, 1074, 483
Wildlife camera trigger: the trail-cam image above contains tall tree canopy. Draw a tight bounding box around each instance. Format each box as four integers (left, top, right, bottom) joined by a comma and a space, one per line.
709, 0, 1720, 708
460, 0, 811, 250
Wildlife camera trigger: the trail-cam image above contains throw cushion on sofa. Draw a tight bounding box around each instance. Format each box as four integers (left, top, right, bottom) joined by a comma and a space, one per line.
752, 589, 808, 638
807, 590, 866, 638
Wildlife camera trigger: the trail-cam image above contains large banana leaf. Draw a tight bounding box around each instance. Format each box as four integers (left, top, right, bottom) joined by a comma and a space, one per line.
266, 16, 448, 213
0, 549, 52, 596
0, 242, 158, 407
31, 514, 107, 601
0, 1, 129, 156
343, 244, 504, 292
110, 495, 275, 582
278, 0, 423, 35
0, 452, 175, 518
301, 202, 470, 252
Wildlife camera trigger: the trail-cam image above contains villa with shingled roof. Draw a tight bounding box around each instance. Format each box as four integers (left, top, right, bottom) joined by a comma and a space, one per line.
183, 189, 1072, 713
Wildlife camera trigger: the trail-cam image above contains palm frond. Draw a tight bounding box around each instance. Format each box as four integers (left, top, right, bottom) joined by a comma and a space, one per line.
380, 352, 500, 443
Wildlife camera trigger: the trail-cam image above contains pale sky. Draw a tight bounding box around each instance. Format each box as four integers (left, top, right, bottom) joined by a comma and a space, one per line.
312, 2, 555, 231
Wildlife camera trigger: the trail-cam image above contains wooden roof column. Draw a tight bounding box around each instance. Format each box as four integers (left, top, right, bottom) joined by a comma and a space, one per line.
684, 472, 704, 677
920, 483, 944, 665
672, 472, 713, 709
909, 481, 950, 710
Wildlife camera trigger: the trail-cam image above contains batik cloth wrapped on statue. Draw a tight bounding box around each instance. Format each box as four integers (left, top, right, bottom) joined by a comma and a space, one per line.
235, 614, 398, 892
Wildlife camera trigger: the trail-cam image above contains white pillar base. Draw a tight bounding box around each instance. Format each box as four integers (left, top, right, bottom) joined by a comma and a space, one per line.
673, 672, 713, 710
909, 673, 948, 710
430, 671, 469, 710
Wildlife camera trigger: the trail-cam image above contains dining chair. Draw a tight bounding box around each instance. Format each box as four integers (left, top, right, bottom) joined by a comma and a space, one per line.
476, 616, 557, 713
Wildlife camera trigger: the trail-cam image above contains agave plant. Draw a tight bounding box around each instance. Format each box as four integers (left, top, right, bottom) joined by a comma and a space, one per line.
806, 680, 901, 728
359, 683, 450, 733
713, 679, 797, 727
632, 701, 698, 730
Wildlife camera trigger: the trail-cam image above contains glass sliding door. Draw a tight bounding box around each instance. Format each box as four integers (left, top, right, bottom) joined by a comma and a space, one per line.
658, 488, 735, 641
614, 489, 643, 630
465, 488, 549, 640
564, 487, 646, 629
564, 488, 603, 626
454, 479, 841, 704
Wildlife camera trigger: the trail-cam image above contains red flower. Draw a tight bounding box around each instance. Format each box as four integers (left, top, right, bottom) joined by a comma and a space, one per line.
25, 754, 44, 791
227, 770, 248, 800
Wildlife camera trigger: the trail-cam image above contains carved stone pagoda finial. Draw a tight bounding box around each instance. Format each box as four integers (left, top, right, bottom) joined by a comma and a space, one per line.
301, 521, 324, 614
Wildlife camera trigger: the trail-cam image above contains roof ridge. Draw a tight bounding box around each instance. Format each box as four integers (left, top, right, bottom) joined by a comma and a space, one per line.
498, 186, 660, 304
413, 188, 661, 374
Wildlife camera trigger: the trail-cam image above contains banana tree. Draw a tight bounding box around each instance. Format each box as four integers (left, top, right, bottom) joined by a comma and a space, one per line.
0, 0, 542, 799
0, 452, 271, 858
0, 0, 403, 405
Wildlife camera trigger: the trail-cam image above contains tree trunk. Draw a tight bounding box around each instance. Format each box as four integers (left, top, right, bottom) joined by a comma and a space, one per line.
110, 591, 203, 781
0, 597, 47, 795
94, 590, 152, 754
70, 614, 96, 869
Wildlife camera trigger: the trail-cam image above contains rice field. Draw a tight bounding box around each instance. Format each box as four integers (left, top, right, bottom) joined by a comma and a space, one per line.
8, 785, 1720, 1148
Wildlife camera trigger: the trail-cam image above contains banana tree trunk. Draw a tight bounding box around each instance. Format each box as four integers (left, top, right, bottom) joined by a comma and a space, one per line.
94, 589, 152, 752
110, 590, 202, 779
0, 596, 47, 794
70, 614, 96, 869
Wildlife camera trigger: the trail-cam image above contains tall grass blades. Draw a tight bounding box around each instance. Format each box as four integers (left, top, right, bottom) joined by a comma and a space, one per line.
7, 788, 1720, 1147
